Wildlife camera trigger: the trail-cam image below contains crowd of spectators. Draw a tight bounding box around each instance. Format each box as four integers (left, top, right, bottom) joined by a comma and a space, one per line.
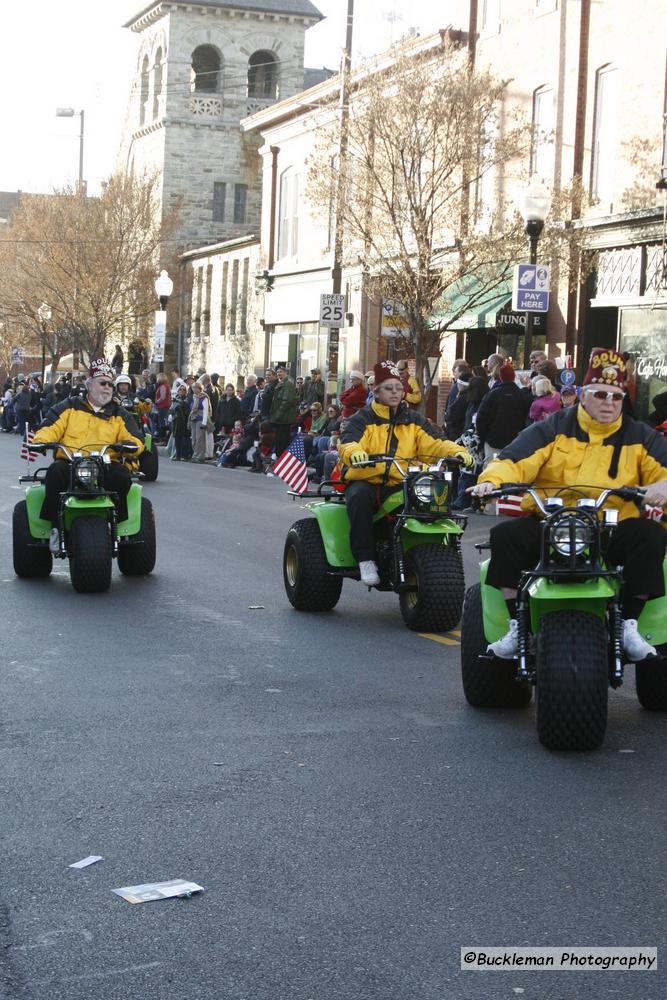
5, 350, 667, 502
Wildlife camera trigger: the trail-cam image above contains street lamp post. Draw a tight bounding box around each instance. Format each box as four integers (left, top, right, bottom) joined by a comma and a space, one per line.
37, 302, 52, 383
55, 108, 85, 193
520, 176, 551, 366
154, 270, 174, 374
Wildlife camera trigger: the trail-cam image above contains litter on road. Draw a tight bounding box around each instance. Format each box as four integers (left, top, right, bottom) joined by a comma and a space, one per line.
112, 879, 205, 904
69, 855, 104, 869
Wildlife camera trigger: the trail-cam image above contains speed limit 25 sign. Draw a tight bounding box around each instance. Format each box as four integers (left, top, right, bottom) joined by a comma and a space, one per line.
319, 293, 346, 328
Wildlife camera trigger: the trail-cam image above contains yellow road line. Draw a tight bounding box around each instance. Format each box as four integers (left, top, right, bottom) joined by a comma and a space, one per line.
419, 633, 460, 646
449, 629, 461, 636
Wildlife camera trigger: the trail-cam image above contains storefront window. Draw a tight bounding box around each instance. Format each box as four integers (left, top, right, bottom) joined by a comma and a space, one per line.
619, 308, 667, 419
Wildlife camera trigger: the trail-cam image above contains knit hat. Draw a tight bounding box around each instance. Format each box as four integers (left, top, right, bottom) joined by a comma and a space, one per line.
373, 360, 401, 386
88, 358, 115, 381
582, 348, 626, 390
499, 362, 515, 383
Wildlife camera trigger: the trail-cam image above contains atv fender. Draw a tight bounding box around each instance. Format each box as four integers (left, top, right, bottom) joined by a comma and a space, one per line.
638, 558, 667, 646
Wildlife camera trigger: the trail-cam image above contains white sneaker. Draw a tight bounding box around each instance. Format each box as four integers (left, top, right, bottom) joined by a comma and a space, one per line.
359, 560, 380, 587
487, 619, 519, 659
623, 619, 656, 661
49, 528, 60, 555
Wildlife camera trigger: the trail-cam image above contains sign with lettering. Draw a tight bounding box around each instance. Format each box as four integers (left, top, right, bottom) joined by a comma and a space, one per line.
512, 263, 550, 313
10, 347, 24, 365
381, 299, 410, 338
636, 356, 667, 380
153, 310, 166, 362
320, 293, 345, 328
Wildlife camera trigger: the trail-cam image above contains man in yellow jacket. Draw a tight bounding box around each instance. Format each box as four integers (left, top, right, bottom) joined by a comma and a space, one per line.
396, 359, 422, 408
338, 359, 472, 586
471, 348, 667, 662
33, 358, 144, 553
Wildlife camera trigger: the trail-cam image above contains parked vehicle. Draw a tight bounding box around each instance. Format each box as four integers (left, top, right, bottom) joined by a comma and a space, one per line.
283, 455, 466, 631
461, 484, 667, 751
13, 441, 156, 593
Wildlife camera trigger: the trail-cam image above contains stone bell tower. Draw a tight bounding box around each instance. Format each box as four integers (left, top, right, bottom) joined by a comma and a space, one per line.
118, 0, 323, 248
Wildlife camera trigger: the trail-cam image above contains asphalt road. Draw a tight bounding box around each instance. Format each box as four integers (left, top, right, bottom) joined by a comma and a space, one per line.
0, 435, 666, 1000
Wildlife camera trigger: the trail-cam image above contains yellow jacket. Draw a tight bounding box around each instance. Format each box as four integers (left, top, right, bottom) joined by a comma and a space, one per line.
403, 374, 422, 407
338, 400, 467, 486
33, 397, 144, 460
479, 404, 667, 522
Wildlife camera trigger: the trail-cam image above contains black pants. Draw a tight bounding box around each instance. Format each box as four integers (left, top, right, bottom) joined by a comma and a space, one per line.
40, 460, 132, 525
272, 423, 292, 458
345, 480, 396, 563
486, 515, 666, 599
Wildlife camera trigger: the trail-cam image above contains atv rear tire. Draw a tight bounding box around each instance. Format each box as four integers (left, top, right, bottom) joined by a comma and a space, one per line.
461, 583, 532, 708
139, 446, 159, 482
399, 541, 464, 632
635, 644, 667, 711
68, 516, 112, 593
117, 498, 156, 576
284, 518, 342, 611
12, 501, 52, 578
536, 611, 608, 751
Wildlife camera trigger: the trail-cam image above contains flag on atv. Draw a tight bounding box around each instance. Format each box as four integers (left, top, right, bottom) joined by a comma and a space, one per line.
496, 493, 526, 517
272, 433, 308, 493
20, 428, 37, 463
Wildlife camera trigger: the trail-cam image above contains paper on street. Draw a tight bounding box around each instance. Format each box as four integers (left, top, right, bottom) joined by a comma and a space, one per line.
112, 879, 205, 904
69, 855, 104, 869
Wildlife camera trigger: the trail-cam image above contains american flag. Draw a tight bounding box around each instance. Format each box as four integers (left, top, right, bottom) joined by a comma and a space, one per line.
272, 433, 309, 493
496, 494, 526, 517
20, 427, 37, 463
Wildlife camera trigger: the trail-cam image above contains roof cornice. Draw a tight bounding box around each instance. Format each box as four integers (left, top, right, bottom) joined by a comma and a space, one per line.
124, 0, 321, 33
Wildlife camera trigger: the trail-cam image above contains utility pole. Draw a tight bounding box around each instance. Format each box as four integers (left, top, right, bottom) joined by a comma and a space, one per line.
328, 0, 354, 397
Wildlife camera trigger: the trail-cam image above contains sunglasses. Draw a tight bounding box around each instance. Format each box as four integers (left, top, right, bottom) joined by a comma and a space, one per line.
96, 380, 113, 388
586, 389, 625, 403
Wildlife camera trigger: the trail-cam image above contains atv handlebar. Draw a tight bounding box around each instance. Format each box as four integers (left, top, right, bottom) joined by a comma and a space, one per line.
351, 454, 464, 473
474, 483, 657, 516
27, 441, 140, 460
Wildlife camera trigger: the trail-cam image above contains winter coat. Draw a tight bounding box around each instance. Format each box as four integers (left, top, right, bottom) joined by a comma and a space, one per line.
33, 396, 144, 460
270, 378, 298, 425
475, 382, 530, 449
479, 404, 667, 526
338, 400, 467, 486
170, 397, 190, 436
215, 395, 242, 431
529, 392, 562, 423
400, 373, 422, 408
304, 378, 325, 407
445, 390, 469, 441
338, 382, 368, 418
260, 381, 277, 418
155, 384, 171, 409
240, 385, 259, 421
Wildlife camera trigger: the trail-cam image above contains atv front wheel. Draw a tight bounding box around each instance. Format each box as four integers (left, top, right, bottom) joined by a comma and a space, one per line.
283, 518, 342, 611
117, 498, 156, 576
139, 446, 159, 482
536, 611, 608, 751
635, 644, 667, 711
12, 501, 52, 579
461, 583, 532, 708
399, 542, 464, 632
68, 516, 112, 593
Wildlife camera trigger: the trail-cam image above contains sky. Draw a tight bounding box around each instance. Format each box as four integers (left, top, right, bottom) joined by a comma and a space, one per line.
0, 0, 450, 196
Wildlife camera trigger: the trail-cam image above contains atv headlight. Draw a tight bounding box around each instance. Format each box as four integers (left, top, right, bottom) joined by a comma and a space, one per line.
551, 518, 590, 556
412, 475, 436, 508
76, 459, 99, 490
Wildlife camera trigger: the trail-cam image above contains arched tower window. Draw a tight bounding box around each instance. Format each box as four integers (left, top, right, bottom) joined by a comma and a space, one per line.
153, 47, 164, 119
140, 54, 150, 125
247, 50, 278, 99
191, 45, 221, 93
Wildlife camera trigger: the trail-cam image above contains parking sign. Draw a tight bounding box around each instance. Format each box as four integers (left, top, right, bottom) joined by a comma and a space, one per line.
512, 263, 551, 313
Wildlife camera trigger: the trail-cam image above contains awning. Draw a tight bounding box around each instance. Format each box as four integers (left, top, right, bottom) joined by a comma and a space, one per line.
429, 279, 512, 331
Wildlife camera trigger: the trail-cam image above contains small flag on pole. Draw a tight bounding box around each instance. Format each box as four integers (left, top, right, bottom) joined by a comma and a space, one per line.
272, 433, 309, 494
20, 426, 37, 463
